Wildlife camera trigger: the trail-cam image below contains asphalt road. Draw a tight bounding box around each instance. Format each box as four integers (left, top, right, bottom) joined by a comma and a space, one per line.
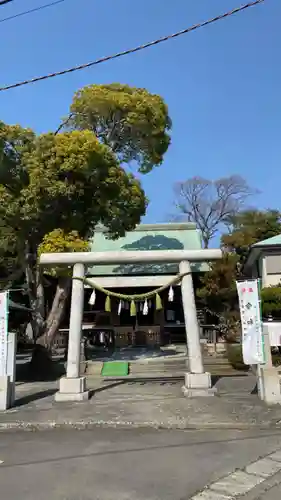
1, 428, 281, 499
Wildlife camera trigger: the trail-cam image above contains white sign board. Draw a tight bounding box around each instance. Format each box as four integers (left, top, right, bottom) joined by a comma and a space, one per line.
0, 291, 8, 376
236, 280, 265, 365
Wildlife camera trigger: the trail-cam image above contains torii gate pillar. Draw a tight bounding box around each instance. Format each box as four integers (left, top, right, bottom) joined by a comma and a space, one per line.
55, 263, 89, 401
39, 249, 222, 401
180, 261, 215, 397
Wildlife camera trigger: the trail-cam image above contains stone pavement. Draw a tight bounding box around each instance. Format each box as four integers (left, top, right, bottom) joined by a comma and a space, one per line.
256, 483, 281, 500
1, 374, 281, 432
240, 476, 281, 500
190, 449, 281, 499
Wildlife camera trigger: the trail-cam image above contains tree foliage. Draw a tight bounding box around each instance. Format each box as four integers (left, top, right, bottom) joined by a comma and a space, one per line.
0, 223, 22, 288
261, 286, 281, 319
173, 175, 255, 248
0, 126, 147, 247
66, 83, 172, 173
198, 253, 239, 314
19, 130, 146, 239
197, 253, 241, 340
38, 230, 90, 277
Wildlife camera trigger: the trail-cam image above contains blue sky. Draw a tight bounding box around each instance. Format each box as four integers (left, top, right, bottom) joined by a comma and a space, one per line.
1, 0, 280, 224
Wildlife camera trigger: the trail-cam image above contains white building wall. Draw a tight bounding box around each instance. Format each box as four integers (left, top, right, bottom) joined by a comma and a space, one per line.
263, 273, 281, 287
260, 253, 281, 287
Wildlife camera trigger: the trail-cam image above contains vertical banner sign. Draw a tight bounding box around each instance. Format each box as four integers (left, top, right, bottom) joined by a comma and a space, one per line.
0, 291, 8, 376
236, 280, 265, 365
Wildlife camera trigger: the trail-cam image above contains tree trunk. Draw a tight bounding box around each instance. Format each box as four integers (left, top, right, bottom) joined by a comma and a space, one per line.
30, 276, 70, 378
22, 240, 70, 377
24, 269, 45, 340
202, 236, 209, 249
24, 241, 45, 341
40, 276, 70, 349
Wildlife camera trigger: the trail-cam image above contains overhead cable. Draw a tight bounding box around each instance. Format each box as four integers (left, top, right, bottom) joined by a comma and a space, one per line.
0, 0, 264, 92
0, 0, 71, 24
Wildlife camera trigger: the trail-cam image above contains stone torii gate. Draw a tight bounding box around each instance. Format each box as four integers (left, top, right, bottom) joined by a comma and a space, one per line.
39, 248, 222, 401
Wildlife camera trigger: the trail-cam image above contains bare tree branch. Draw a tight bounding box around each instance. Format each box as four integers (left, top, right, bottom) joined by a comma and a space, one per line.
173, 175, 257, 248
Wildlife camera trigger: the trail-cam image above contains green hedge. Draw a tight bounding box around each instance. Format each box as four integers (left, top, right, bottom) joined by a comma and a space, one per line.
261, 285, 281, 319
226, 344, 249, 371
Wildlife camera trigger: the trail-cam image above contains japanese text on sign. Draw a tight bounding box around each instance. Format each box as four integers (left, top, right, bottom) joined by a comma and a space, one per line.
236, 280, 265, 365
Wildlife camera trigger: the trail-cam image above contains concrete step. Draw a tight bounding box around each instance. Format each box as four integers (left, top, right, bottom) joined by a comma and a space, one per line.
129, 358, 231, 368
129, 363, 233, 375
85, 356, 232, 376
86, 367, 241, 380
130, 366, 183, 374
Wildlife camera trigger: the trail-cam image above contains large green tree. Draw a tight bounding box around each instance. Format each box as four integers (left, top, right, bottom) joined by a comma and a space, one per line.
64, 83, 172, 173
0, 123, 147, 364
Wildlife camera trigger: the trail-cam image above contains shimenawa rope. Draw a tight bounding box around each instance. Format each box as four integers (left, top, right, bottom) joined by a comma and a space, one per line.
73, 271, 190, 316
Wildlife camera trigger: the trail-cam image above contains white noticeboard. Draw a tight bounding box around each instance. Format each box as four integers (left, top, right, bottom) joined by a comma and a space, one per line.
236, 280, 265, 365
0, 291, 9, 376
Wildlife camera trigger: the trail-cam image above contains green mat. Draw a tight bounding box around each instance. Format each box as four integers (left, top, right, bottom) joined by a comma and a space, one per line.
101, 361, 129, 377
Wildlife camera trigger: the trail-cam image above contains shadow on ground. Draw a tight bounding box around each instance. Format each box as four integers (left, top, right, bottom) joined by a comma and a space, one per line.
16, 359, 66, 383
211, 374, 250, 385
14, 389, 58, 407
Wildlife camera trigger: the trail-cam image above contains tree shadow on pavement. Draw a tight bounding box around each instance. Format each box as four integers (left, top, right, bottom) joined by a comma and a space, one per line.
211, 374, 250, 385
13, 389, 57, 408
16, 359, 66, 383
89, 380, 127, 398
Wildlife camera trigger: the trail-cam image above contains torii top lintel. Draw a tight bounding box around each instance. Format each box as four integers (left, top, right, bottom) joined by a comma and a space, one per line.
39, 249, 222, 266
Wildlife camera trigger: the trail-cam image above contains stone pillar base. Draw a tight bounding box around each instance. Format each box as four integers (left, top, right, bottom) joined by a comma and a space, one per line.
0, 376, 11, 410
259, 367, 281, 405
182, 372, 217, 397
55, 376, 90, 402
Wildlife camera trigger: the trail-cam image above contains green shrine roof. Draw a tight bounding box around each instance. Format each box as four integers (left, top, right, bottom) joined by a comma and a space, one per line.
253, 234, 281, 247
87, 223, 209, 276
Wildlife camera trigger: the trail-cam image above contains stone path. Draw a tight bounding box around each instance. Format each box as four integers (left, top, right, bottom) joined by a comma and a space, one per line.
1, 374, 281, 432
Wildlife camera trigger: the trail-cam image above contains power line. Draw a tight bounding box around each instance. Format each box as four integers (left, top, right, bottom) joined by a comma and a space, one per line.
0, 0, 69, 23
0, 0, 264, 92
